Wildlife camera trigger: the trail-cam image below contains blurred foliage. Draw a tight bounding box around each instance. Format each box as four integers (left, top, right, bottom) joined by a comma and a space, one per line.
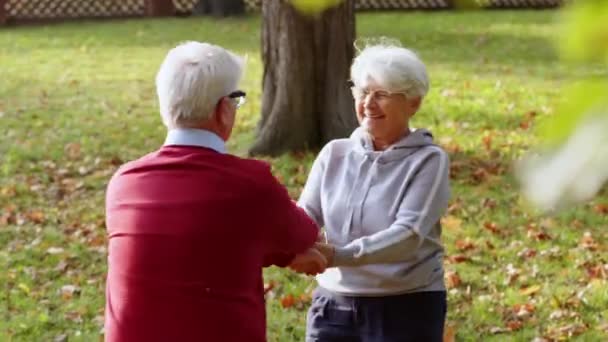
540, 80, 608, 147
288, 0, 344, 15
558, 0, 608, 64
542, 1, 608, 145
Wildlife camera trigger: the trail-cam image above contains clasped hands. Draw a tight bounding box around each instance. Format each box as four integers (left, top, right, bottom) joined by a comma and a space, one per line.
289, 242, 335, 276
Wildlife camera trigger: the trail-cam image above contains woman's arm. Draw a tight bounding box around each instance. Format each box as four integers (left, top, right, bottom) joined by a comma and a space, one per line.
297, 144, 330, 228
330, 151, 450, 267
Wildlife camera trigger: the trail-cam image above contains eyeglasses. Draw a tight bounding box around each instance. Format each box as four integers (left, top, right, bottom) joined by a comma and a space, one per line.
348, 81, 408, 103
227, 90, 247, 108
350, 87, 409, 103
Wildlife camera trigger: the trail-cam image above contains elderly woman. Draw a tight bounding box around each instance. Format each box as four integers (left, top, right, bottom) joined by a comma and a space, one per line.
298, 44, 450, 341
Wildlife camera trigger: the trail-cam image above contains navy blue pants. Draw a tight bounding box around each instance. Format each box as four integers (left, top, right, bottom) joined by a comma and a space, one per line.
306, 287, 446, 342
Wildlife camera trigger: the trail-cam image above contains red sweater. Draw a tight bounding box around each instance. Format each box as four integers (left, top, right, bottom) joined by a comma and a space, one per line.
104, 146, 318, 342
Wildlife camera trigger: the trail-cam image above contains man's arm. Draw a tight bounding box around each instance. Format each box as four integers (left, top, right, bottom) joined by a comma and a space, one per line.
260, 166, 320, 268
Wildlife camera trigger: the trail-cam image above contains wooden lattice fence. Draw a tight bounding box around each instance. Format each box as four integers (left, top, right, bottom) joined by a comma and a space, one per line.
0, 0, 564, 25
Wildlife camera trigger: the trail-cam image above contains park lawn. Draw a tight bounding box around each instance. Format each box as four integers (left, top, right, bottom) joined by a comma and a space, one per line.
1, 9, 607, 341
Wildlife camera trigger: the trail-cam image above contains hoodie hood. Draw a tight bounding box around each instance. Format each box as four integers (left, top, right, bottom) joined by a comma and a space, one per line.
350, 127, 435, 162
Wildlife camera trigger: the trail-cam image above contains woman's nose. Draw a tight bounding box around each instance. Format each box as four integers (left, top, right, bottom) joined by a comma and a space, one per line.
363, 94, 376, 109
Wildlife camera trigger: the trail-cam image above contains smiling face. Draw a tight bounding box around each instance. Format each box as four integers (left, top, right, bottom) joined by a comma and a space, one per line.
353, 79, 422, 150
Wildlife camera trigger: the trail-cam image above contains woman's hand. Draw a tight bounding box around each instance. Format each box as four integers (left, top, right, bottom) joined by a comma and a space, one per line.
289, 247, 327, 275
313, 242, 335, 267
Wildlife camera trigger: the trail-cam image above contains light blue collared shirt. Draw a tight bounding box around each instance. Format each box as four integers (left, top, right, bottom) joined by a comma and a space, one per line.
163, 128, 226, 154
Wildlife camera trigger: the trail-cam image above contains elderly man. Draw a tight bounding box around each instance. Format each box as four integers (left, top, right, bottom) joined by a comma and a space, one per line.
104, 41, 324, 342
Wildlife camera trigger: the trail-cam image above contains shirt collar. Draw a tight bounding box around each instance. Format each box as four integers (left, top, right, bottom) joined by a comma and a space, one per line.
163, 128, 226, 154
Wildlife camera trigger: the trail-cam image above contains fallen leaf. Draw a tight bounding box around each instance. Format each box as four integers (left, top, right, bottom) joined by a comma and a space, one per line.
445, 271, 461, 289
506, 320, 523, 331
447, 201, 462, 214
280, 294, 296, 308
481, 198, 497, 209
298, 292, 312, 304
519, 111, 536, 130
18, 283, 31, 295
579, 231, 599, 251
443, 324, 456, 342
441, 89, 456, 97
584, 263, 607, 279
54, 334, 68, 342
60, 285, 81, 300
483, 222, 500, 234
47, 247, 65, 255
455, 239, 476, 252
55, 260, 69, 273
26, 210, 45, 224
64, 311, 83, 323
1, 185, 16, 197
570, 219, 584, 229
527, 229, 551, 241
64, 142, 81, 159
264, 281, 276, 295
531, 337, 550, 342
482, 133, 492, 151
489, 326, 508, 334
549, 310, 566, 320
593, 203, 608, 214
517, 248, 537, 259
472, 168, 489, 183
520, 285, 541, 296
1, 205, 17, 225
505, 264, 520, 285
441, 139, 462, 154
549, 323, 587, 338
447, 255, 470, 264
441, 216, 462, 231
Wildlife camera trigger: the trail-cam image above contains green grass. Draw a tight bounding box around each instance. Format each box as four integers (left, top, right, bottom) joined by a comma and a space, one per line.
1, 10, 608, 341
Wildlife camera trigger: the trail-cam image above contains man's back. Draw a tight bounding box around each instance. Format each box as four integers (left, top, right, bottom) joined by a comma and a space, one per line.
105, 145, 318, 341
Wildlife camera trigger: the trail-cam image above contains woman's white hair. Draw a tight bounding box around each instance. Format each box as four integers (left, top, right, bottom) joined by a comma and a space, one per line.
156, 41, 244, 129
350, 39, 429, 98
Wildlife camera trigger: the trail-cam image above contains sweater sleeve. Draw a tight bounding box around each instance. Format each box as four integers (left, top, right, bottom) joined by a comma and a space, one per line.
261, 166, 320, 267
332, 151, 450, 267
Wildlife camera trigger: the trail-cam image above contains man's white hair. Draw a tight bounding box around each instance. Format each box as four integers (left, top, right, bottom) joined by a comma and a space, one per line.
156, 41, 244, 129
350, 41, 429, 98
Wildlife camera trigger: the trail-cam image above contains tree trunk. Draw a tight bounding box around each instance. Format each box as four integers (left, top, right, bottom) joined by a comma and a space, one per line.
250, 0, 357, 156
0, 0, 7, 25
144, 0, 175, 17
192, 0, 245, 17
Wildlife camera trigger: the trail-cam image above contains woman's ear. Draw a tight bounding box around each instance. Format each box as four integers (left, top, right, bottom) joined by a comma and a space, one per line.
406, 96, 422, 117
410, 97, 422, 111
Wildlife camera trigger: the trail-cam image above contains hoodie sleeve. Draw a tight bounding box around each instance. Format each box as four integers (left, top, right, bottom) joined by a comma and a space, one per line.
297, 144, 330, 228
332, 150, 450, 267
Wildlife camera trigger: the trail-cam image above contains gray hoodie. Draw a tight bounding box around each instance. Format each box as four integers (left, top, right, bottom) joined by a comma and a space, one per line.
298, 127, 450, 295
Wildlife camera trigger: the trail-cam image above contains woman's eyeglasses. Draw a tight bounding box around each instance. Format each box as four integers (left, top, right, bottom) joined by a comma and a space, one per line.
347, 81, 408, 103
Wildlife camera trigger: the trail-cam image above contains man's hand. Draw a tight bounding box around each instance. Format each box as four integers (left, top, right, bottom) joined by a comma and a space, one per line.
289, 247, 327, 276
313, 242, 335, 268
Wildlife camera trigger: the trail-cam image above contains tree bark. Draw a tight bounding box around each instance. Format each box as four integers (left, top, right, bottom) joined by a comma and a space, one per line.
250, 0, 357, 156
0, 0, 7, 25
144, 0, 175, 17
193, 0, 245, 17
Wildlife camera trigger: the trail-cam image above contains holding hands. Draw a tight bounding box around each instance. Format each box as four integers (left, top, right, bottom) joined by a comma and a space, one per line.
289, 242, 335, 276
